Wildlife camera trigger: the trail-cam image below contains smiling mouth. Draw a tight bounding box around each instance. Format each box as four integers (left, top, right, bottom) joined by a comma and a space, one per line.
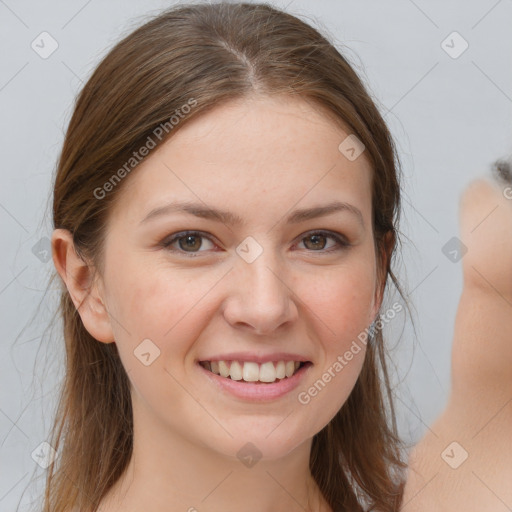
199, 360, 310, 384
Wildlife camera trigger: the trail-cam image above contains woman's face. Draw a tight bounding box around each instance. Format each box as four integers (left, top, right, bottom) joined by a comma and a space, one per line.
97, 94, 381, 461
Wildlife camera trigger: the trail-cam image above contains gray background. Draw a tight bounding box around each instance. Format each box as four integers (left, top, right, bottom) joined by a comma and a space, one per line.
1, 0, 511, 509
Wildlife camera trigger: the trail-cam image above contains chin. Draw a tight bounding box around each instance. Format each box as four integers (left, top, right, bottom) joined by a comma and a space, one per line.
207, 423, 313, 463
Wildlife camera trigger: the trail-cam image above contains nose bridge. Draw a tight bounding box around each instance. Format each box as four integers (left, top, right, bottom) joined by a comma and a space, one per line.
224, 239, 297, 333
247, 254, 285, 303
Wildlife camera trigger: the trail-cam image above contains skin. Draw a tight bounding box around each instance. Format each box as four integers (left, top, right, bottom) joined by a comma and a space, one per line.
52, 94, 387, 512
402, 177, 512, 511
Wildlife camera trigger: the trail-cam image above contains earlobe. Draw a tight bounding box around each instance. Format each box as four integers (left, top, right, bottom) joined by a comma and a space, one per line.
51, 228, 115, 344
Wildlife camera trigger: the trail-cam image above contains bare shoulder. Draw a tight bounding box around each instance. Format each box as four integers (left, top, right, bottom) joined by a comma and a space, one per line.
402, 399, 512, 511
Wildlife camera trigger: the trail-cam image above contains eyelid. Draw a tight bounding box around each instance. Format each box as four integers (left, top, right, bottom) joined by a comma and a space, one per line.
160, 229, 350, 256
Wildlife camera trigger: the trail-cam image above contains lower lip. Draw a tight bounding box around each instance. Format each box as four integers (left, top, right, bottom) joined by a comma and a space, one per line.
197, 362, 312, 401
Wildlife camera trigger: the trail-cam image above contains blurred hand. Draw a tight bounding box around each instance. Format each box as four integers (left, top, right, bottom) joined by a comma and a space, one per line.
402, 169, 512, 511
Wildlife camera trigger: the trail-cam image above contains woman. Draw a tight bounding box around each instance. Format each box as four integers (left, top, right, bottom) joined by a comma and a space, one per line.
46, 2, 407, 511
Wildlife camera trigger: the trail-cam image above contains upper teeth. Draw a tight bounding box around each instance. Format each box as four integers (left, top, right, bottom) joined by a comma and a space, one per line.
202, 360, 302, 383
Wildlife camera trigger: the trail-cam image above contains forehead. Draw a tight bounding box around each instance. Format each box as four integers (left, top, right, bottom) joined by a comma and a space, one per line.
110, 94, 373, 224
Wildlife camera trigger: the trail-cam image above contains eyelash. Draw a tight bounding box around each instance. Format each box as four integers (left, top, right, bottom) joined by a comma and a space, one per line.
160, 230, 350, 257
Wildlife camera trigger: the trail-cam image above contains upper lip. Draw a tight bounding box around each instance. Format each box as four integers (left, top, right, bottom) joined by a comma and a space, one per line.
198, 352, 311, 364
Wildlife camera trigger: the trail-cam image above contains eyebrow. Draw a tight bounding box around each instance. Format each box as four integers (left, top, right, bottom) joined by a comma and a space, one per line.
140, 200, 364, 228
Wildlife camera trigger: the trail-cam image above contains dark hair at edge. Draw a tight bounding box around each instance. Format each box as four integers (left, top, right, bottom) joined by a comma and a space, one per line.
43, 2, 408, 511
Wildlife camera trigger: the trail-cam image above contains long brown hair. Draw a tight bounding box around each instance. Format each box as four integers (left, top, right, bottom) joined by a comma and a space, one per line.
44, 2, 408, 511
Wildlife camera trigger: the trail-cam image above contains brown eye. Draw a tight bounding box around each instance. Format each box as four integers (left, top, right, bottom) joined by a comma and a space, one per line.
298, 231, 349, 252
178, 234, 202, 251
162, 231, 216, 255
303, 233, 328, 250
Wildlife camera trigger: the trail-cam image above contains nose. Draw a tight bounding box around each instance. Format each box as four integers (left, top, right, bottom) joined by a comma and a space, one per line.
222, 250, 299, 336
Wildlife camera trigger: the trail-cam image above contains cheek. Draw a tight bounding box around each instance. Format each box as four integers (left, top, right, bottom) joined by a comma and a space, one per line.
291, 261, 375, 426
296, 258, 377, 346
104, 264, 213, 406
105, 257, 224, 360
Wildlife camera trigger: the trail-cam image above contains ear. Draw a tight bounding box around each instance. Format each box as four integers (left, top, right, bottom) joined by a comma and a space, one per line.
51, 228, 115, 344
